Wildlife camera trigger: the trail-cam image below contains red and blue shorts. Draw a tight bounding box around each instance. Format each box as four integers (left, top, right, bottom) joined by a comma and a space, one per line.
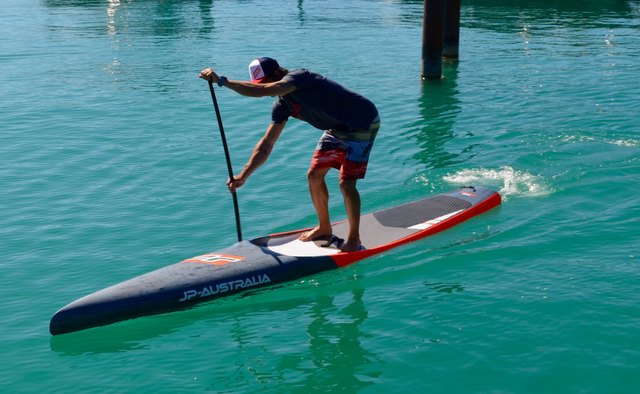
309, 116, 380, 180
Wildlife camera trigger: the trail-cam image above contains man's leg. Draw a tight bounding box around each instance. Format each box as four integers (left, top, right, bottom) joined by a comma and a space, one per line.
299, 166, 333, 241
339, 178, 361, 252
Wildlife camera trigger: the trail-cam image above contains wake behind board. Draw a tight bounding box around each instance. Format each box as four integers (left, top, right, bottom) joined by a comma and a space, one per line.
50, 186, 500, 335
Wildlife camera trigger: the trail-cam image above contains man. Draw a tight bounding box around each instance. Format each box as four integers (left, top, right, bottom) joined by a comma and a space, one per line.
199, 57, 380, 252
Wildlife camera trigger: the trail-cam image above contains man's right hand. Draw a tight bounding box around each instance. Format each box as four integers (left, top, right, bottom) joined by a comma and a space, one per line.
199, 67, 219, 84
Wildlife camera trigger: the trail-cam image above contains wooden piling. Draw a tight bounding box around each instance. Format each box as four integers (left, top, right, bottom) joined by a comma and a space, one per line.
443, 0, 461, 60
421, 0, 445, 80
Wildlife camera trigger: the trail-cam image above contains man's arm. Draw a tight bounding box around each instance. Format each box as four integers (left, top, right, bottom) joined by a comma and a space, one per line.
223, 79, 295, 97
227, 120, 287, 192
199, 67, 295, 97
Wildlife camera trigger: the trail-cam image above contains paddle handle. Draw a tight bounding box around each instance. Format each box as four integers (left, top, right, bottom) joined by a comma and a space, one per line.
208, 81, 242, 242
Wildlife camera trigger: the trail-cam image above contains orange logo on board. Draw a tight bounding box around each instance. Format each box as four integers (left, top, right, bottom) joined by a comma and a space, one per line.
181, 253, 245, 266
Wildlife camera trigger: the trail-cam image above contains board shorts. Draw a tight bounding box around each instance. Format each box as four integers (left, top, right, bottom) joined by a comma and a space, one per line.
310, 115, 380, 180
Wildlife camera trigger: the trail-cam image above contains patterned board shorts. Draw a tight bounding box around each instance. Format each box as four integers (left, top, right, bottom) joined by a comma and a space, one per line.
310, 116, 380, 180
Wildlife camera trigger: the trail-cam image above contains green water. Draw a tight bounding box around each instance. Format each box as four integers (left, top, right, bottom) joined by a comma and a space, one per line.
2, 0, 639, 392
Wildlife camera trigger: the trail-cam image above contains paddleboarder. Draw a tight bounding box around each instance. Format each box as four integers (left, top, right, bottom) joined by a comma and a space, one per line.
199, 57, 380, 252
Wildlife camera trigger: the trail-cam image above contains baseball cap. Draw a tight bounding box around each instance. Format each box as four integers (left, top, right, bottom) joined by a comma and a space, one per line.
249, 57, 280, 83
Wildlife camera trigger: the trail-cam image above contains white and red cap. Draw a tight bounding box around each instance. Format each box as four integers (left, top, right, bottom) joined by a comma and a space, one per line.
248, 57, 280, 83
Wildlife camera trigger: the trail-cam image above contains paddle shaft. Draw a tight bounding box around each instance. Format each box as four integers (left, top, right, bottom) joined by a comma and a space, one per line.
208, 81, 242, 242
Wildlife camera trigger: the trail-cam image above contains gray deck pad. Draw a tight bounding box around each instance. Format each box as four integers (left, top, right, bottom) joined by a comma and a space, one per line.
264, 194, 472, 257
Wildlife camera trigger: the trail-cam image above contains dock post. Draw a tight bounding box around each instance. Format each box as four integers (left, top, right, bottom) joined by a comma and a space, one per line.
443, 0, 460, 60
421, 0, 445, 80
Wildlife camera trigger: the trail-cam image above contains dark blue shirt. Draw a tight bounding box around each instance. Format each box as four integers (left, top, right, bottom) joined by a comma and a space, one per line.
271, 69, 378, 132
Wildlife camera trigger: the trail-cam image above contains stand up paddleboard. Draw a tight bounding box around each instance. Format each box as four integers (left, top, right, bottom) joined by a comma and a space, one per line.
50, 186, 501, 335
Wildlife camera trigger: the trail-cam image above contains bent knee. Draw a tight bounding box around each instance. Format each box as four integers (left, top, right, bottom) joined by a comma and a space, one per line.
339, 178, 358, 193
307, 168, 327, 183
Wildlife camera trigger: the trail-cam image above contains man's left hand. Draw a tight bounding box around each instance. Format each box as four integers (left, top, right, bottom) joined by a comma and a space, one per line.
199, 67, 219, 84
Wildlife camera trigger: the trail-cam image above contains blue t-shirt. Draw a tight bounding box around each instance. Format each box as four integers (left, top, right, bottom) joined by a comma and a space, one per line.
271, 69, 378, 132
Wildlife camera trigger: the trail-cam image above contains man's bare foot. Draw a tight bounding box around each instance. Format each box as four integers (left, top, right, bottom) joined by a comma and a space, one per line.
340, 238, 362, 253
299, 226, 332, 242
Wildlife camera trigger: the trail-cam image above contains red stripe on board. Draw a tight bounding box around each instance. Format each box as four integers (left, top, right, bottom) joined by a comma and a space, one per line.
329, 191, 502, 267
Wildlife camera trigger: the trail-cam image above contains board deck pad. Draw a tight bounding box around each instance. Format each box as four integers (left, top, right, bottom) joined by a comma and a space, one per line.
264, 195, 472, 256
50, 186, 501, 335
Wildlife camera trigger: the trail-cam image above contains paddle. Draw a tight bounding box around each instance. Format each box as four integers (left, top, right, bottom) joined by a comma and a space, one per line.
207, 81, 242, 242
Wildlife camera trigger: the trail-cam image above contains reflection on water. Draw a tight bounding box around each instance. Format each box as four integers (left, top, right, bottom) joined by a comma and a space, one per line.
50, 285, 379, 391
222, 287, 379, 392
303, 288, 378, 391
43, 0, 639, 37
404, 63, 476, 172
423, 280, 465, 298
45, 0, 217, 39
394, 0, 637, 30
297, 0, 305, 26
463, 0, 637, 30
52, 282, 381, 390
